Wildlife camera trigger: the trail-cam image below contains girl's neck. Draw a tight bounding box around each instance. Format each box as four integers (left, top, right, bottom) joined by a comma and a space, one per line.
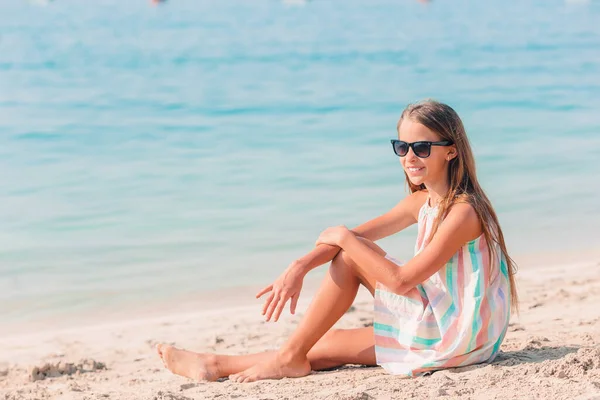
425, 181, 450, 207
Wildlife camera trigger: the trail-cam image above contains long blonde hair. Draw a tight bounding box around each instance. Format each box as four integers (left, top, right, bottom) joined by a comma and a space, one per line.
398, 99, 519, 312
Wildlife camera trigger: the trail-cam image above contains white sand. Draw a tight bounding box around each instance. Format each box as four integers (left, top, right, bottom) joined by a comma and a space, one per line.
1, 259, 600, 400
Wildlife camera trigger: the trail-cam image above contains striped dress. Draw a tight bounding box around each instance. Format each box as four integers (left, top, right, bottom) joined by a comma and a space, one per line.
373, 198, 511, 376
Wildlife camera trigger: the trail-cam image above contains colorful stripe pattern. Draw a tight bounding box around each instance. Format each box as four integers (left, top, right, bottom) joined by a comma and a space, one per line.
374, 200, 511, 376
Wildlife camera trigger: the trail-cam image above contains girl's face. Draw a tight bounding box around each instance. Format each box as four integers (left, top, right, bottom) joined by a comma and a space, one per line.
397, 119, 456, 187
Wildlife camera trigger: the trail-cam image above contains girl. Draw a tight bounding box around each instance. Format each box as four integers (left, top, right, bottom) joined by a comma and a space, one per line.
156, 99, 518, 382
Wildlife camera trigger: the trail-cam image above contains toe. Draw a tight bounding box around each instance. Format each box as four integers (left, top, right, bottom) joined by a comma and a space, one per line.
156, 344, 165, 361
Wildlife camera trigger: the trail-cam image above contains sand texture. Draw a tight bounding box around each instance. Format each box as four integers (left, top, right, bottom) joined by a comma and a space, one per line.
2, 261, 600, 400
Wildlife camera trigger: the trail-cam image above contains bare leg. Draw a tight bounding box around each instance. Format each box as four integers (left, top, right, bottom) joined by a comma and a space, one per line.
156, 327, 375, 381
307, 327, 376, 370
156, 345, 272, 382
158, 237, 384, 382
229, 239, 383, 382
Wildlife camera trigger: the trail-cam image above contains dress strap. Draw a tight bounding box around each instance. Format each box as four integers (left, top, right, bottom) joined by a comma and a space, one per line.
422, 196, 439, 218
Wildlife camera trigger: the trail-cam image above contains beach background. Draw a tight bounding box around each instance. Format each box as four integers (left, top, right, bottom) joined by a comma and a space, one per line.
1, 0, 600, 399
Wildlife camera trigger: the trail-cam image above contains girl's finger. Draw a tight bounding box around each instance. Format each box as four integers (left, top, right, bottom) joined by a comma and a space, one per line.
265, 292, 281, 321
272, 295, 288, 322
261, 292, 275, 315
290, 294, 299, 315
256, 285, 273, 299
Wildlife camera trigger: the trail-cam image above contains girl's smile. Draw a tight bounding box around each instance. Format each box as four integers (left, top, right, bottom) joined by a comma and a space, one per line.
405, 166, 425, 174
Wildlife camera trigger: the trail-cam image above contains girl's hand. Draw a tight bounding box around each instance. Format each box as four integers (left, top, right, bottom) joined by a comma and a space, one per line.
315, 225, 352, 248
256, 262, 306, 322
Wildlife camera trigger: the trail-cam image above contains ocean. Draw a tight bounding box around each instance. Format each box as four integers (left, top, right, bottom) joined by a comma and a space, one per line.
1, 0, 599, 330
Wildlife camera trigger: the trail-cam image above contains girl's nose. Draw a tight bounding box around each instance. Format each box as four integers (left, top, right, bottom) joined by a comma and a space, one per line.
405, 146, 418, 161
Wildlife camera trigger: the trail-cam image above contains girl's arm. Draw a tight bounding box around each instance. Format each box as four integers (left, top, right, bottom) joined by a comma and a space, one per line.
333, 202, 482, 294
257, 190, 427, 322
295, 190, 428, 275
349, 189, 428, 242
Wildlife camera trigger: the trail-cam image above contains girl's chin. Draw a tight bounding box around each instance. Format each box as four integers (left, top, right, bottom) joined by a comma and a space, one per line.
408, 176, 425, 186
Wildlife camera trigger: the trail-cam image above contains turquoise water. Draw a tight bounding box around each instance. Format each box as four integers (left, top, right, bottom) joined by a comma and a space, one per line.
1, 0, 600, 328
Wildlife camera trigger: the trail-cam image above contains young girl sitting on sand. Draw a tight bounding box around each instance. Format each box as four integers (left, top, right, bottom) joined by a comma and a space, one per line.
157, 99, 518, 382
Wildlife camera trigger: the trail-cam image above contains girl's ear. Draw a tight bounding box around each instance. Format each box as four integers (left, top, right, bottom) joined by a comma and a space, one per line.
446, 145, 458, 161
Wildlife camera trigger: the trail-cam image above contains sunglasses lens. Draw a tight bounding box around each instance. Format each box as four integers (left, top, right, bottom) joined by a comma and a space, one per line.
393, 141, 408, 156
413, 142, 431, 158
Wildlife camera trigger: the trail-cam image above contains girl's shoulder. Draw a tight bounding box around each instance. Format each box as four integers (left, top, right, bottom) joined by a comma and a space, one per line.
440, 201, 482, 243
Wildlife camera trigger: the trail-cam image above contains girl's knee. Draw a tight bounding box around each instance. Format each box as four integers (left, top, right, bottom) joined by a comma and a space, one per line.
332, 249, 354, 268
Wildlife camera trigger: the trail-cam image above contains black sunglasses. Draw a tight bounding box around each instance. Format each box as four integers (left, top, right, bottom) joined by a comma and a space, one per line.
390, 139, 454, 158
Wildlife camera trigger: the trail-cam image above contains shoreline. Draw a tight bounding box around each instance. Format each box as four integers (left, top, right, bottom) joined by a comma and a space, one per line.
2, 246, 600, 340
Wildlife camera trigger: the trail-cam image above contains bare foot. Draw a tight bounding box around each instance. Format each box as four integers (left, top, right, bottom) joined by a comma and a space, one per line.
229, 351, 311, 383
156, 344, 220, 382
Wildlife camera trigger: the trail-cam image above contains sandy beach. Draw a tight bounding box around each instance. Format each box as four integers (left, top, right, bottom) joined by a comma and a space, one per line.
2, 257, 600, 400
3, 0, 600, 399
